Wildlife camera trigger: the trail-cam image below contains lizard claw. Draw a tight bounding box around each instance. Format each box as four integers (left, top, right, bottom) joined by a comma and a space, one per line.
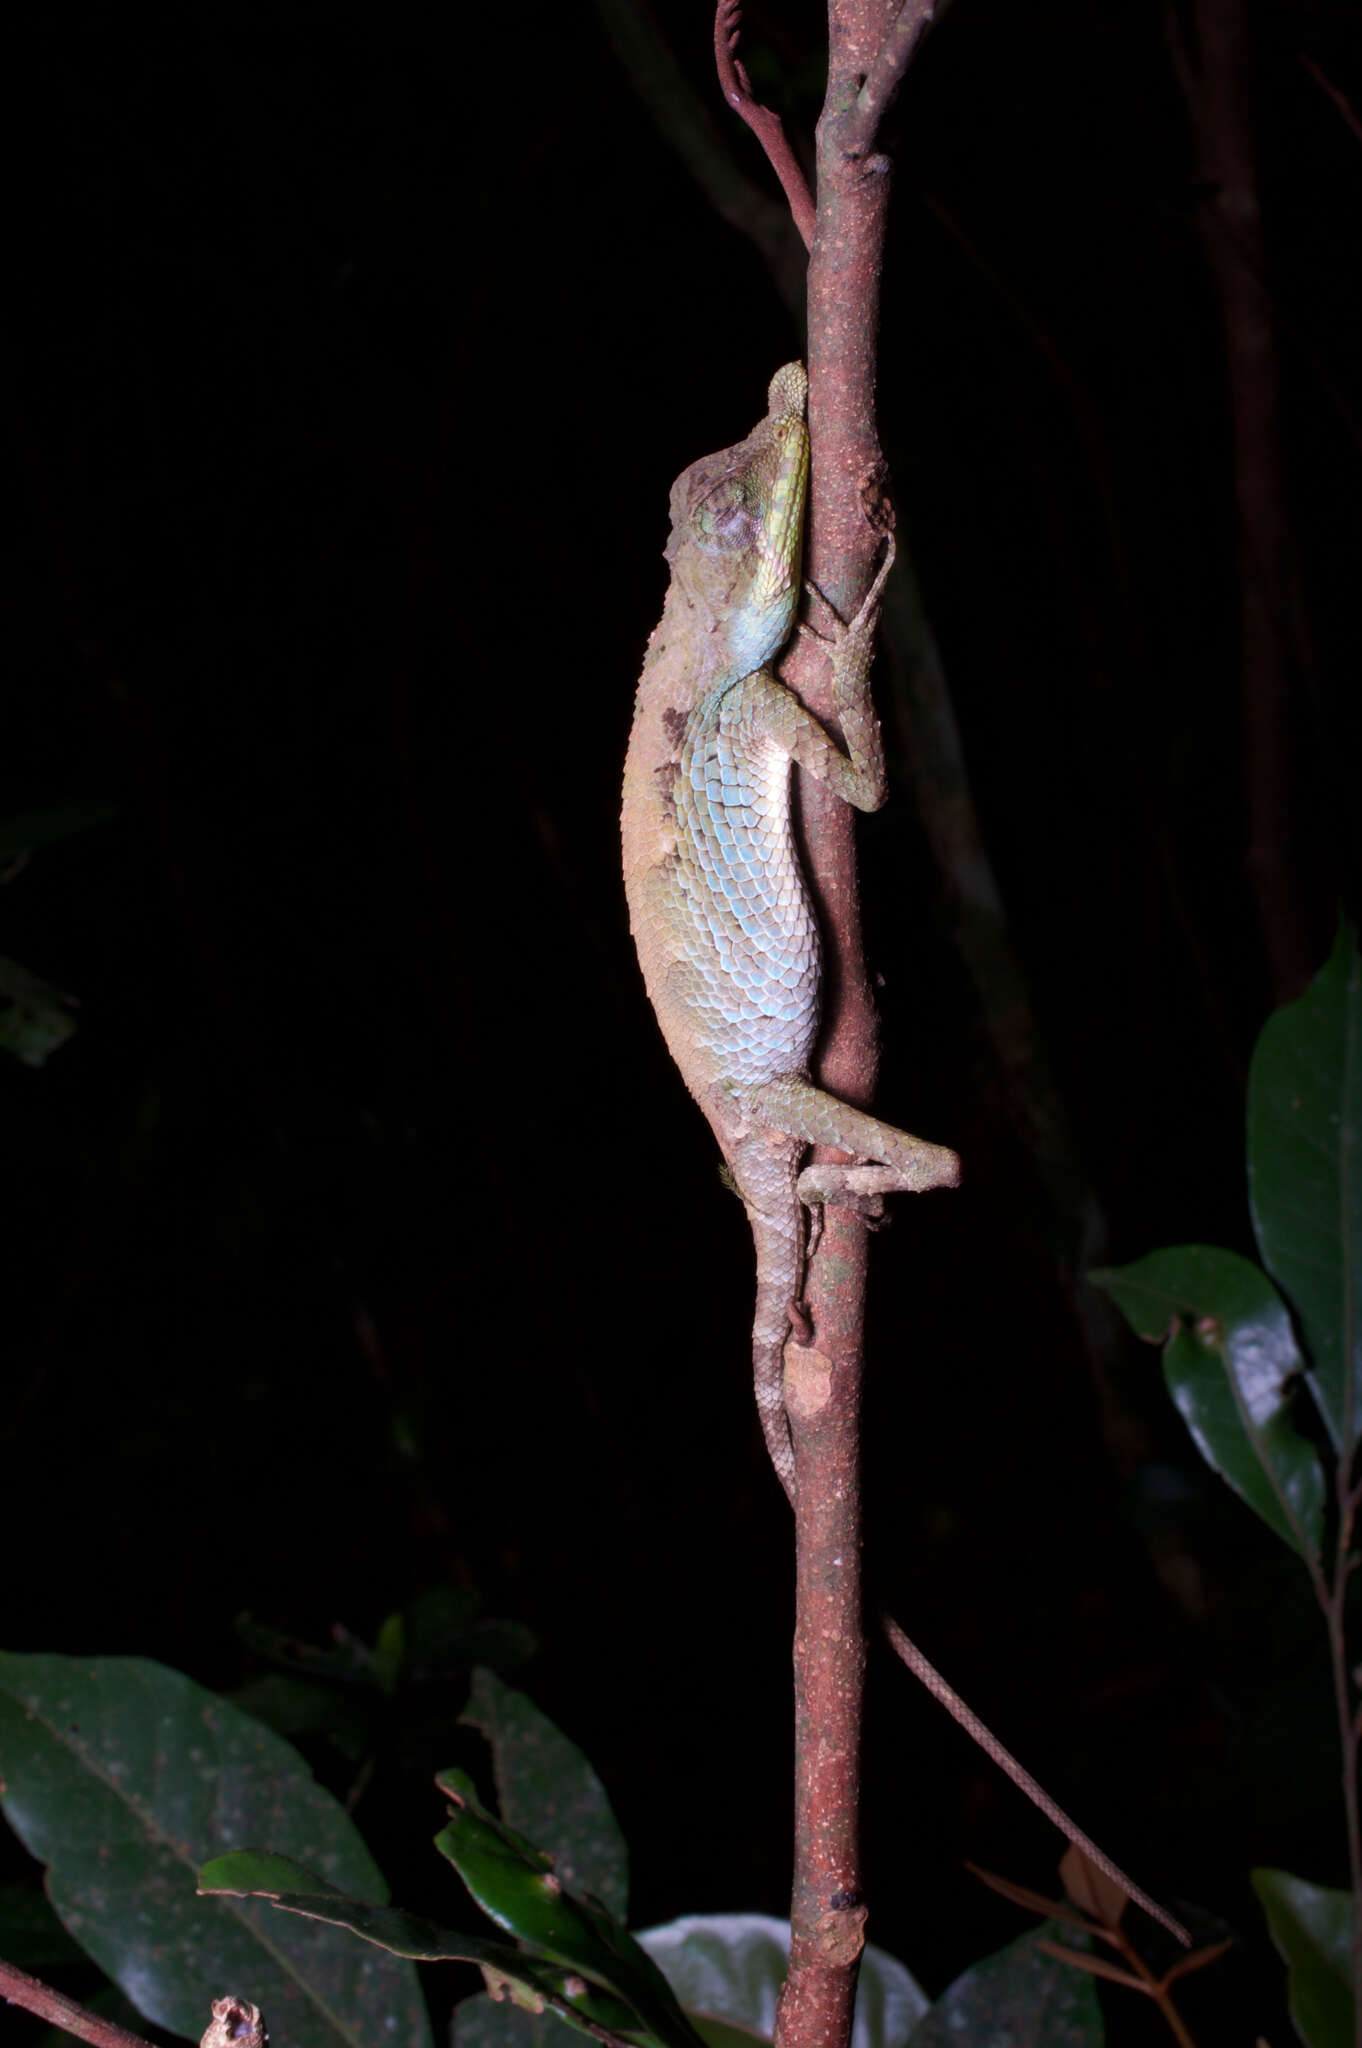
799, 580, 842, 640
796, 617, 838, 655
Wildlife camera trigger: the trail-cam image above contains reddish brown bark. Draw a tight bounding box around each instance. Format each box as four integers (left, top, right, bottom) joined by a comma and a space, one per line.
770, 9, 935, 2047
0, 1957, 155, 2048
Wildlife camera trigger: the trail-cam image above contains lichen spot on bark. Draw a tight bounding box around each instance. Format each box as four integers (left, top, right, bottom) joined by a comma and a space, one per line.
784, 1343, 832, 1416
814, 1903, 868, 1966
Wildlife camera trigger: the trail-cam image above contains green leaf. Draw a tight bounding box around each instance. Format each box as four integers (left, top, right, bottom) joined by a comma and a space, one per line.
370, 1613, 406, 1696
453, 1913, 928, 2048
1253, 1868, 1356, 2048
638, 1913, 928, 2048
0, 1652, 432, 2048
461, 1669, 629, 1920
684, 2021, 762, 2048
0, 956, 77, 1066
456, 1993, 750, 2048
454, 1989, 653, 2048
1248, 923, 1362, 1460
1093, 1246, 1325, 1560
200, 1852, 648, 2048
200, 1849, 542, 1971
435, 1770, 705, 2048
907, 1923, 1103, 2047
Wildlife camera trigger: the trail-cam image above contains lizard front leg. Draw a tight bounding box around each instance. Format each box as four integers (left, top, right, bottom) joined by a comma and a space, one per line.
720, 530, 911, 827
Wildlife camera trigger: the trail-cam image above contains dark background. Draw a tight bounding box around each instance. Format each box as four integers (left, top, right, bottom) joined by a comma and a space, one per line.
5, 1, 1362, 2040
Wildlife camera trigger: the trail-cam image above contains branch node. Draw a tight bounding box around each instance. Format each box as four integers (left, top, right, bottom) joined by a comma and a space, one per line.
840, 0, 937, 161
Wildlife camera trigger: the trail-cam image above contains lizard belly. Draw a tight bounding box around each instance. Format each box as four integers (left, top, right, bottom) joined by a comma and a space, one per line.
668, 682, 820, 1085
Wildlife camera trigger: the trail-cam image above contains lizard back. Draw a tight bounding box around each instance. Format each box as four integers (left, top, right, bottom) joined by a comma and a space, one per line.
622, 363, 813, 1116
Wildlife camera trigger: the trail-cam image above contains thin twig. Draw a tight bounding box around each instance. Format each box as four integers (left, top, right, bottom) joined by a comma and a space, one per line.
713, 0, 816, 250
1301, 55, 1362, 146
1325, 1513, 1362, 2044
1038, 1937, 1201, 2047
0, 1957, 155, 2048
1093, 1926, 1202, 2048
883, 1617, 1190, 1946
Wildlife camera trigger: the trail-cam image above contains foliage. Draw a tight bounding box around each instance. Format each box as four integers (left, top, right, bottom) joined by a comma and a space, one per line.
10, 938, 1361, 2048
0, 1637, 1137, 2048
0, 1652, 430, 2048
907, 1922, 1101, 2048
1254, 1872, 1356, 2048
1096, 924, 1362, 2048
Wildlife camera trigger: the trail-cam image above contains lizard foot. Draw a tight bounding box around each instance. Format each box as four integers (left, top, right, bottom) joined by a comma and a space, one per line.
797, 1162, 889, 1220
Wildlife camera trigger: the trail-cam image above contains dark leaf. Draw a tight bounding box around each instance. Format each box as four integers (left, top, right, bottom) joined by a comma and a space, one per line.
461, 1670, 629, 1920
0, 1652, 431, 2048
1059, 1846, 1126, 1931
201, 1852, 648, 2048
907, 1923, 1103, 2045
1248, 923, 1362, 1461
1093, 1247, 1324, 1560
0, 956, 77, 1066
434, 1770, 704, 2048
1253, 1868, 1355, 2048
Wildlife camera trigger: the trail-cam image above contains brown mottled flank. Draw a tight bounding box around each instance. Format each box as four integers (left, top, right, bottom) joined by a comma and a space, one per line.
621, 364, 959, 1500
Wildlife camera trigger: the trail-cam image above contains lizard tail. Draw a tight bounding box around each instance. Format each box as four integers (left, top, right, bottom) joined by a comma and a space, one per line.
753, 1321, 797, 1503
735, 1141, 803, 1506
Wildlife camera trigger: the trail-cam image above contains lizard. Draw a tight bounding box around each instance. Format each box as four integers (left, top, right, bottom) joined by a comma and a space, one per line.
621, 358, 959, 1502
620, 362, 1190, 1949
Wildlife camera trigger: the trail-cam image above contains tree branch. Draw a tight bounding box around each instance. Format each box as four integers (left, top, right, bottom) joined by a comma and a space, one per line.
770, 5, 935, 2045
0, 1958, 155, 2048
841, 0, 937, 161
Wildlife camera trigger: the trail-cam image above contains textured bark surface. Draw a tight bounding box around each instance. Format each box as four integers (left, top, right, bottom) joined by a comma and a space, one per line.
772, 8, 934, 2047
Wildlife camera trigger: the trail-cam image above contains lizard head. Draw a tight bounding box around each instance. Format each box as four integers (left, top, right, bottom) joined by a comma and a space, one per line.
665, 362, 809, 683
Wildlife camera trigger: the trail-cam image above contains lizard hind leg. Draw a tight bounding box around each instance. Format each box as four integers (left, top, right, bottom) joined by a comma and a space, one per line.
748, 1074, 961, 1203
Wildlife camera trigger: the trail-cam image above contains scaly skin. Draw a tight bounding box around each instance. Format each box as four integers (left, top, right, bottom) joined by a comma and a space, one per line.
622, 362, 959, 1500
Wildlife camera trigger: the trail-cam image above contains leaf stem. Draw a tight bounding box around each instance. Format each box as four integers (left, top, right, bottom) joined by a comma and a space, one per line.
1106, 1932, 1201, 2048
1324, 1483, 1362, 2048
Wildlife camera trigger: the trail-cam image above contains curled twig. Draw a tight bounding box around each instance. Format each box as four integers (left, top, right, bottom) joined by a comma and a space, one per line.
713, 0, 816, 250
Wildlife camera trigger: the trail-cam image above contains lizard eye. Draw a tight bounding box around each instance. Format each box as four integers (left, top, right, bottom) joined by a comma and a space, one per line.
694, 474, 756, 550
